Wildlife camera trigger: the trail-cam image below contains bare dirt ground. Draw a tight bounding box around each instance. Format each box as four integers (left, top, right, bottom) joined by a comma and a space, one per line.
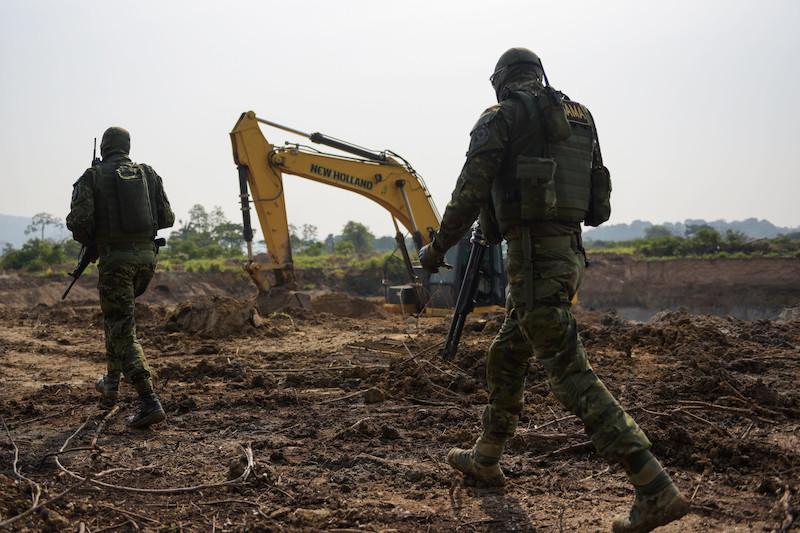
1, 276, 799, 531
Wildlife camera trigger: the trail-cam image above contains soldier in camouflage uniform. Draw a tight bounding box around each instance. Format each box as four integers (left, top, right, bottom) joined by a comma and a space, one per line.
67, 127, 174, 429
418, 49, 689, 532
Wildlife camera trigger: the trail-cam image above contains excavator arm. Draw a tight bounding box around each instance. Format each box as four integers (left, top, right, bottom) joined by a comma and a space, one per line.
230, 111, 440, 290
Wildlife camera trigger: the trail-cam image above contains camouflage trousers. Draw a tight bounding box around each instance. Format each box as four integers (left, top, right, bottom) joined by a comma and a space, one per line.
479, 231, 651, 462
97, 245, 156, 384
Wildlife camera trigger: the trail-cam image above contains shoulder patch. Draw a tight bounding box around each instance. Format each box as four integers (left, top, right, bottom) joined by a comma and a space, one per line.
466, 104, 502, 155
470, 104, 501, 133
564, 101, 591, 125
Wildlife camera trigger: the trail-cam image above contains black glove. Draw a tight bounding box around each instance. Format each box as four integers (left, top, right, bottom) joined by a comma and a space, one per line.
418, 242, 447, 273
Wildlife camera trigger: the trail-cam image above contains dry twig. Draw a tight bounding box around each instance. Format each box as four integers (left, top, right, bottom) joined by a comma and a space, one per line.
532, 440, 592, 461
199, 499, 269, 520
55, 413, 256, 494
251, 364, 388, 374
1, 416, 41, 508
0, 476, 91, 529
99, 504, 158, 524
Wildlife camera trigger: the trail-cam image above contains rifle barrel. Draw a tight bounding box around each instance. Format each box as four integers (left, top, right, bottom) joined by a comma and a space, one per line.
440, 234, 487, 360
62, 276, 78, 300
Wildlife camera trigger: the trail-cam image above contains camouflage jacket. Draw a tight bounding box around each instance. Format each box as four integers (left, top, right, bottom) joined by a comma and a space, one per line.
66, 154, 175, 245
433, 79, 580, 251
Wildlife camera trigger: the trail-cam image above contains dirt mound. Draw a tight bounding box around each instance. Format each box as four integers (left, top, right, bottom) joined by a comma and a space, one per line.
164, 295, 261, 338
311, 292, 387, 318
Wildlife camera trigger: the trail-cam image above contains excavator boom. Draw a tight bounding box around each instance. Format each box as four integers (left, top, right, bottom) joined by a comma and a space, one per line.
230, 111, 440, 285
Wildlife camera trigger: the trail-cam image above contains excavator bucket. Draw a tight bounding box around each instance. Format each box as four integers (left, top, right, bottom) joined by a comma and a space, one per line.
255, 286, 312, 315
244, 262, 312, 315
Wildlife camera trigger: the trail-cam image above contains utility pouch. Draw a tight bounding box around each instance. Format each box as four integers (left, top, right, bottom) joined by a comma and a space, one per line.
539, 87, 572, 142
115, 164, 154, 234
479, 205, 502, 245
517, 156, 557, 221
585, 165, 612, 227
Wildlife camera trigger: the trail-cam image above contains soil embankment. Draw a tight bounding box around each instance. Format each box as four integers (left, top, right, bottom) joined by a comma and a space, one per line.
3, 255, 798, 320
580, 255, 800, 320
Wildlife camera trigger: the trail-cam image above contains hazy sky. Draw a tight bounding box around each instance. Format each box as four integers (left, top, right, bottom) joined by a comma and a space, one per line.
1, 0, 799, 240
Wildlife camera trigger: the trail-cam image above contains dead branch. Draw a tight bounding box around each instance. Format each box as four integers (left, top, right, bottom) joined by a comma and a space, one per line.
0, 475, 90, 529
92, 520, 133, 533
578, 466, 610, 482
676, 400, 777, 424
90, 405, 120, 448
251, 364, 389, 373
99, 504, 158, 524
39, 446, 99, 465
532, 440, 593, 461
676, 408, 735, 438
396, 340, 445, 366
6, 408, 75, 430
531, 413, 577, 432
56, 420, 256, 496
1, 416, 41, 507
198, 499, 269, 520
317, 389, 367, 405
0, 442, 100, 530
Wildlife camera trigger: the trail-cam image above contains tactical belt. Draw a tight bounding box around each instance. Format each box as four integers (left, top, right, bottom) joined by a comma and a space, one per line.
98, 241, 156, 255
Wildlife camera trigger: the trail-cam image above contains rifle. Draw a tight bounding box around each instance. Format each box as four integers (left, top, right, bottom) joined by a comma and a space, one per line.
92, 137, 101, 166
440, 224, 488, 360
62, 244, 98, 300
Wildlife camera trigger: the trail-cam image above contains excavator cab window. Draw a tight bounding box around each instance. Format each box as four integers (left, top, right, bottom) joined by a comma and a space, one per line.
425, 237, 506, 310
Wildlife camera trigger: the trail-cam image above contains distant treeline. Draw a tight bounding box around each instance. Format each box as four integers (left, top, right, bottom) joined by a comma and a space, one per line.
0, 205, 404, 272
588, 224, 800, 258
584, 218, 800, 242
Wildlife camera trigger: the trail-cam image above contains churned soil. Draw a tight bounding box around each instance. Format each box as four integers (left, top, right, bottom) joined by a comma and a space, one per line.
0, 283, 798, 531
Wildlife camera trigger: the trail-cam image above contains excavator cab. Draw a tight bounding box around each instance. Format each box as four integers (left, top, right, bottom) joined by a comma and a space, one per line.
384, 234, 505, 316
427, 239, 506, 311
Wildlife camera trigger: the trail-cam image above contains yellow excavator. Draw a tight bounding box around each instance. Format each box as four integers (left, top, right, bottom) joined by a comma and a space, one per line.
229, 111, 505, 316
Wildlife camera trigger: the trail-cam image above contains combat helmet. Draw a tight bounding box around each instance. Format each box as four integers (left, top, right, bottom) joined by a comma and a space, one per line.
490, 47, 545, 100
100, 126, 131, 158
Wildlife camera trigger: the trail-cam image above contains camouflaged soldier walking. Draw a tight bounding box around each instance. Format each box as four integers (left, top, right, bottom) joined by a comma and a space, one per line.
67, 127, 175, 429
418, 48, 689, 532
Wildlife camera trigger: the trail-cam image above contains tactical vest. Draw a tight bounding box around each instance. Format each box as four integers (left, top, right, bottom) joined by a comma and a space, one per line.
93, 160, 157, 244
491, 89, 596, 233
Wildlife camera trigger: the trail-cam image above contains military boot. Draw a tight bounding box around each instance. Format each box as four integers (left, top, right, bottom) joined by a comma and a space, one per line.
95, 372, 120, 404
128, 378, 165, 429
612, 482, 689, 533
447, 439, 506, 487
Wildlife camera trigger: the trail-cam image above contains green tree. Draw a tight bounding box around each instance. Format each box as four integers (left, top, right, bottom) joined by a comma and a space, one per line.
303, 241, 326, 256
212, 221, 244, 256
1, 239, 69, 271
644, 225, 672, 238
25, 212, 63, 241
187, 204, 211, 233
636, 236, 684, 257
301, 224, 318, 243
334, 239, 356, 256
684, 227, 721, 254
684, 224, 714, 238
340, 221, 374, 254
209, 206, 227, 230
